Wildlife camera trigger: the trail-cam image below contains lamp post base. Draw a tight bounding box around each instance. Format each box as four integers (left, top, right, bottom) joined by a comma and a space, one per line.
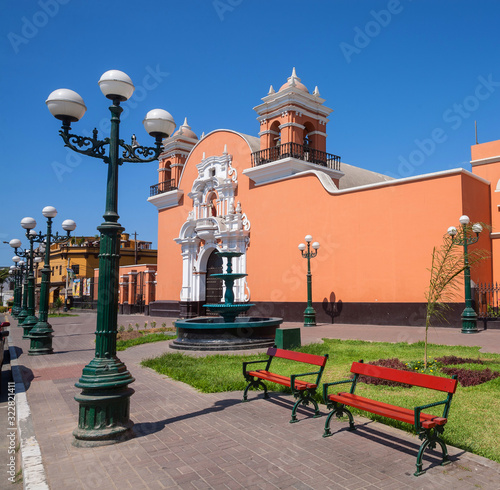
461, 307, 479, 334
28, 321, 54, 355
73, 358, 135, 447
21, 315, 38, 339
17, 310, 28, 325
73, 417, 134, 447
303, 306, 316, 327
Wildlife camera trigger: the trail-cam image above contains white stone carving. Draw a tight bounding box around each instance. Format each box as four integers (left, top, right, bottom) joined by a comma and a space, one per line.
175, 151, 251, 303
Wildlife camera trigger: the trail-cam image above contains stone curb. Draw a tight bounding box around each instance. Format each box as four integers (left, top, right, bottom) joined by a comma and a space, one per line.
8, 335, 49, 490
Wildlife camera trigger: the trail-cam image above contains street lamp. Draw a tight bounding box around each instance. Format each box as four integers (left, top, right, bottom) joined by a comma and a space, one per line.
28, 206, 76, 355
9, 266, 19, 316
9, 239, 23, 317
47, 69, 176, 446
298, 235, 320, 326
447, 215, 483, 334
14, 256, 28, 323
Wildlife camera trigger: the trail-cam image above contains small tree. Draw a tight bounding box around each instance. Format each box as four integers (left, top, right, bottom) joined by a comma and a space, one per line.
53, 296, 63, 315
424, 225, 489, 367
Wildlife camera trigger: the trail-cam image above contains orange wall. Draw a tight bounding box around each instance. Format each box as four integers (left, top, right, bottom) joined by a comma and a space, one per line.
471, 140, 500, 281
156, 131, 492, 306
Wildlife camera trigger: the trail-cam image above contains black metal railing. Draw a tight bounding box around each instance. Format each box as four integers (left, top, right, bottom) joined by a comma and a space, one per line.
476, 282, 500, 319
150, 179, 177, 197
251, 142, 341, 171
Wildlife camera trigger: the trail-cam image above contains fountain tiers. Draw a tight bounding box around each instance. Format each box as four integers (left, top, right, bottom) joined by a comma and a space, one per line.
172, 250, 283, 351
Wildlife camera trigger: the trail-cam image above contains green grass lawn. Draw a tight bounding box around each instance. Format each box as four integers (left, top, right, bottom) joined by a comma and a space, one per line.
116, 332, 176, 351
142, 338, 500, 463
48, 313, 79, 317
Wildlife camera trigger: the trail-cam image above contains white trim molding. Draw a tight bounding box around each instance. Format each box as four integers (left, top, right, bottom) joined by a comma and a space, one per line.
243, 157, 344, 186
147, 189, 184, 210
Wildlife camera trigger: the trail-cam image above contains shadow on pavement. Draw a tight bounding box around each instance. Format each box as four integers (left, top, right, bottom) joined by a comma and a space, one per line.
338, 423, 465, 473
133, 397, 241, 438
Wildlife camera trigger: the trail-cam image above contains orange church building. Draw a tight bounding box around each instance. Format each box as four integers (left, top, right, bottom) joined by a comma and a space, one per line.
147, 69, 498, 326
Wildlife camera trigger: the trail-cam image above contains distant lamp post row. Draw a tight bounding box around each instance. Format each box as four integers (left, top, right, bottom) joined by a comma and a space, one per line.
11, 234, 41, 332
9, 210, 75, 338
298, 235, 320, 326
19, 218, 45, 335
447, 215, 483, 334
47, 69, 176, 446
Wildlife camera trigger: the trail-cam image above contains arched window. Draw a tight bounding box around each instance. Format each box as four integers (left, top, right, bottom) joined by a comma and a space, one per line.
270, 120, 281, 160
303, 122, 315, 150
303, 122, 315, 162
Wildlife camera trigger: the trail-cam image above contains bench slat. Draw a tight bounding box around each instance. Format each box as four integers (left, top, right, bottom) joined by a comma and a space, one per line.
267, 347, 328, 367
351, 362, 458, 393
248, 370, 316, 390
329, 393, 447, 428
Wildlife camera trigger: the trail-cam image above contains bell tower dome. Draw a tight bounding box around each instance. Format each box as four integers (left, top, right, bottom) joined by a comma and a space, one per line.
157, 117, 199, 192
254, 68, 332, 153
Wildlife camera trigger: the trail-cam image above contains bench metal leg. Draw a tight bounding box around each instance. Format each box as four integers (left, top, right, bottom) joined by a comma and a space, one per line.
290, 389, 320, 424
415, 426, 449, 477
323, 403, 355, 437
242, 378, 268, 402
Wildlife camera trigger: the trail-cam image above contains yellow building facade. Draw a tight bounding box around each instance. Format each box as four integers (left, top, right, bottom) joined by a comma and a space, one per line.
38, 233, 157, 308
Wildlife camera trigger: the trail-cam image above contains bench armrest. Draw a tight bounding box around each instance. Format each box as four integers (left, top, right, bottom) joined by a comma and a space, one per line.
414, 399, 448, 432
290, 371, 321, 391
242, 358, 269, 376
322, 379, 353, 403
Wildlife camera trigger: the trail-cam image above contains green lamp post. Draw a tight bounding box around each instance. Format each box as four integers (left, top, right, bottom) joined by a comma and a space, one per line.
8, 267, 16, 316
46, 69, 176, 446
19, 219, 41, 338
447, 215, 483, 334
9, 239, 23, 317
27, 206, 76, 355
298, 235, 320, 326
15, 255, 28, 324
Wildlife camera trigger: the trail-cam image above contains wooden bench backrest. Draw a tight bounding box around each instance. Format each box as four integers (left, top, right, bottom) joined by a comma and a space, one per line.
267, 347, 328, 367
351, 361, 458, 394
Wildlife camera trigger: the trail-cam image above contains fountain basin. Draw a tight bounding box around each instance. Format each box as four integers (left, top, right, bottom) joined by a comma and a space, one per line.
172, 316, 283, 351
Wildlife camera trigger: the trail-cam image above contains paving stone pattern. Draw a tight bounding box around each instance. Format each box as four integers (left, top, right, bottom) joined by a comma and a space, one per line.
8, 313, 500, 489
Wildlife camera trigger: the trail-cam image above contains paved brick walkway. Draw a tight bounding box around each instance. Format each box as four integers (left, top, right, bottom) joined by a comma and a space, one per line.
6, 313, 500, 489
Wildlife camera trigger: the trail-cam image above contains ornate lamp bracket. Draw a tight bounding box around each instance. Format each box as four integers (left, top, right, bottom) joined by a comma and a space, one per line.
119, 136, 163, 164
60, 123, 110, 161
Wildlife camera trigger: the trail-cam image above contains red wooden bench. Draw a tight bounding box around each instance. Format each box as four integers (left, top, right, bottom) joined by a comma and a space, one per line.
242, 347, 329, 423
322, 360, 458, 476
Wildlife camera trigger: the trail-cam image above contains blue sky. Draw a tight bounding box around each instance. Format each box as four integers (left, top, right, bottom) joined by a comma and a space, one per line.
1, 0, 500, 266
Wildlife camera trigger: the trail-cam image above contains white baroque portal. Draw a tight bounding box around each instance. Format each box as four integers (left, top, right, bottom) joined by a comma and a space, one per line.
174, 149, 251, 307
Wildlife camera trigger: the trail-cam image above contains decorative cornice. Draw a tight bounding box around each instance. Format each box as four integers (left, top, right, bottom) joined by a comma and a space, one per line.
254, 90, 332, 120
160, 149, 190, 160
306, 130, 327, 138
470, 155, 500, 166
244, 166, 490, 197
279, 122, 305, 130
258, 129, 280, 137
256, 104, 330, 125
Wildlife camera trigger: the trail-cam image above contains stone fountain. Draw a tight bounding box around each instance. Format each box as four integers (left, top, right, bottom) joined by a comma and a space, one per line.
172, 250, 283, 350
